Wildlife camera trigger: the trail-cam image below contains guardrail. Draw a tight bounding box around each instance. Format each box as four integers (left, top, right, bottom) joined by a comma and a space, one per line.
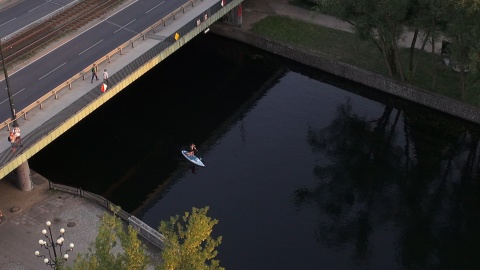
48, 181, 165, 248
0, 0, 205, 131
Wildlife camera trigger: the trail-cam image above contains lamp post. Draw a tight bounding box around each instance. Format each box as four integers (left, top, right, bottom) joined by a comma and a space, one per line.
35, 221, 74, 269
0, 37, 18, 127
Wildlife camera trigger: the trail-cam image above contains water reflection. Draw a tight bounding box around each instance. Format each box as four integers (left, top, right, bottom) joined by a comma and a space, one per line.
300, 96, 480, 269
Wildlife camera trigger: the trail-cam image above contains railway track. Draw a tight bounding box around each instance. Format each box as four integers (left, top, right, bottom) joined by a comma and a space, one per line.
1, 0, 126, 65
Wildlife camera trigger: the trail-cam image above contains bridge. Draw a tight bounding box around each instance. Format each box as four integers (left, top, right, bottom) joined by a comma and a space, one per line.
0, 0, 243, 189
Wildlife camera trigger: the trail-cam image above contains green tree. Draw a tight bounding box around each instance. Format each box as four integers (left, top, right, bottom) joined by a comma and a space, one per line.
157, 206, 223, 270
71, 206, 148, 270
441, 0, 480, 97
316, 0, 411, 80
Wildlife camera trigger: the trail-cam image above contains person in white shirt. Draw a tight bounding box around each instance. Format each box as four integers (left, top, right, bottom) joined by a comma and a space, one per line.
103, 69, 109, 85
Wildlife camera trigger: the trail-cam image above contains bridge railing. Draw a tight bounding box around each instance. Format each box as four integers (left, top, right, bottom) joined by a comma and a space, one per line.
48, 181, 165, 248
0, 0, 236, 131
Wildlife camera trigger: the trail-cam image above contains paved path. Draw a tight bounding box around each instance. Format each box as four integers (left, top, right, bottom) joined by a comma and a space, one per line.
0, 172, 162, 270
241, 0, 443, 53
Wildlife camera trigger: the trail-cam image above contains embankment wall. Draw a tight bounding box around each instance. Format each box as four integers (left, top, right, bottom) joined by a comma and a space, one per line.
211, 25, 480, 125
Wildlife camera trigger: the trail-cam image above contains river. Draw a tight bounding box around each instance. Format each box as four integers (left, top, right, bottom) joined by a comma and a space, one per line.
30, 34, 480, 270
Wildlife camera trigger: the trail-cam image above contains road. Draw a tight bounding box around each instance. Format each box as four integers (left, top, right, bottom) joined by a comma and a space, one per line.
0, 0, 185, 123
0, 0, 78, 39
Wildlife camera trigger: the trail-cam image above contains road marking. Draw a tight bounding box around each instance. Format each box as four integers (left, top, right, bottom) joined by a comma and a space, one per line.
0, 18, 16, 27
78, 39, 104, 55
29, 2, 51, 12
114, 19, 136, 34
10, 0, 139, 76
0, 88, 26, 105
38, 62, 67, 80
46, 0, 64, 7
146, 1, 165, 14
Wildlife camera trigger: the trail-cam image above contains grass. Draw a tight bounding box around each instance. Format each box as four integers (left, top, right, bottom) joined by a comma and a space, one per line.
250, 15, 473, 105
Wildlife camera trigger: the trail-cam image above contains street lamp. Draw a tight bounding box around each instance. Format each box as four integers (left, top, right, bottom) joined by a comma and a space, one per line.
0, 37, 18, 127
35, 221, 74, 269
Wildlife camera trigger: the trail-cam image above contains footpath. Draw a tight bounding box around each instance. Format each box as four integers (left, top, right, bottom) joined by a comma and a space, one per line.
238, 0, 443, 52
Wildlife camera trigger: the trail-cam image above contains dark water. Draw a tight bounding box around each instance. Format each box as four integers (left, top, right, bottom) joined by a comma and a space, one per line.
30, 35, 480, 270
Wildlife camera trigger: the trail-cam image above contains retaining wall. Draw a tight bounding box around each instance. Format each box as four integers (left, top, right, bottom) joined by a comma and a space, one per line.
211, 26, 480, 125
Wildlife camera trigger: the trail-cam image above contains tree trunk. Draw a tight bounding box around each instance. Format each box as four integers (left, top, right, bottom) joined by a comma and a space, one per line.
394, 47, 405, 81
431, 17, 437, 89
460, 65, 466, 99
393, 23, 405, 81
379, 38, 394, 77
409, 27, 419, 74
375, 28, 397, 77
411, 31, 431, 82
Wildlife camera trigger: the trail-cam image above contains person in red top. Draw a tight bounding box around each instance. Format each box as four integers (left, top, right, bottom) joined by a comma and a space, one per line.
186, 143, 198, 156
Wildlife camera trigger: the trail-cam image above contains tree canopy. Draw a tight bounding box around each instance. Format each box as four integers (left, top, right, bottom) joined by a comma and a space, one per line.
158, 206, 224, 270
314, 0, 480, 99
62, 206, 223, 270
70, 206, 148, 270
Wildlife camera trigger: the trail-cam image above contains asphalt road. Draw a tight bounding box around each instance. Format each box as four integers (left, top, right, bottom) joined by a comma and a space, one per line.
0, 0, 78, 39
0, 0, 185, 123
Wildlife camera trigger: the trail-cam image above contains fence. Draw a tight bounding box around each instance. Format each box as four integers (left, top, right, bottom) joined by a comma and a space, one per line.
48, 181, 165, 248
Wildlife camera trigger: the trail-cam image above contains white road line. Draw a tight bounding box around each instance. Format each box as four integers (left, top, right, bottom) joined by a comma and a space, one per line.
78, 39, 104, 55
0, 18, 17, 27
38, 62, 67, 80
47, 0, 64, 7
0, 88, 26, 105
146, 1, 165, 14
9, 0, 139, 76
29, 2, 49, 12
114, 19, 136, 33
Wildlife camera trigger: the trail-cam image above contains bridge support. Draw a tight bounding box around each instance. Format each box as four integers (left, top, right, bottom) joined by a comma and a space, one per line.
14, 162, 32, 191
222, 4, 243, 27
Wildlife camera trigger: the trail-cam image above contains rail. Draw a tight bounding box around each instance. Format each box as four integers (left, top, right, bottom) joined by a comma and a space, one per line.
2, 0, 123, 64
2, 0, 81, 42
48, 181, 165, 248
0, 0, 207, 131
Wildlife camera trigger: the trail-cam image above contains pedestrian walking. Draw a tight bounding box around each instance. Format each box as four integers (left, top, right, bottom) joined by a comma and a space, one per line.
103, 69, 109, 85
13, 126, 22, 147
8, 131, 17, 152
91, 64, 99, 83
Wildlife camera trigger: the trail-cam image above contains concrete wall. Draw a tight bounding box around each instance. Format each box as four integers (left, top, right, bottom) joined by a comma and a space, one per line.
211, 26, 480, 125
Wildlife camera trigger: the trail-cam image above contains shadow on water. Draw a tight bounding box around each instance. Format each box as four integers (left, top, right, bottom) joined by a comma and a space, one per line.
29, 34, 286, 212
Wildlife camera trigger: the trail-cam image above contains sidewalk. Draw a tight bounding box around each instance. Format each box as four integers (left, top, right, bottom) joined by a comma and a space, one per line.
0, 172, 161, 269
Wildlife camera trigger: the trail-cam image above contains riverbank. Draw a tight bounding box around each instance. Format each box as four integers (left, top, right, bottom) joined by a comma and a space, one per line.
211, 0, 480, 125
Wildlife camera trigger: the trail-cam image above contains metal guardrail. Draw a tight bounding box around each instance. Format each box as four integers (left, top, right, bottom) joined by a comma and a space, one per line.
0, 0, 206, 131
48, 181, 164, 248
48, 181, 131, 220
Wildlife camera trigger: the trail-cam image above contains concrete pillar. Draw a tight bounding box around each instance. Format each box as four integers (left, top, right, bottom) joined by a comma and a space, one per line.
15, 162, 32, 191
235, 5, 242, 27
222, 5, 242, 27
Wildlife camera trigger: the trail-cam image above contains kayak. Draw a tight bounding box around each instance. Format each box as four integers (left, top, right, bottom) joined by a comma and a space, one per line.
181, 150, 205, 167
